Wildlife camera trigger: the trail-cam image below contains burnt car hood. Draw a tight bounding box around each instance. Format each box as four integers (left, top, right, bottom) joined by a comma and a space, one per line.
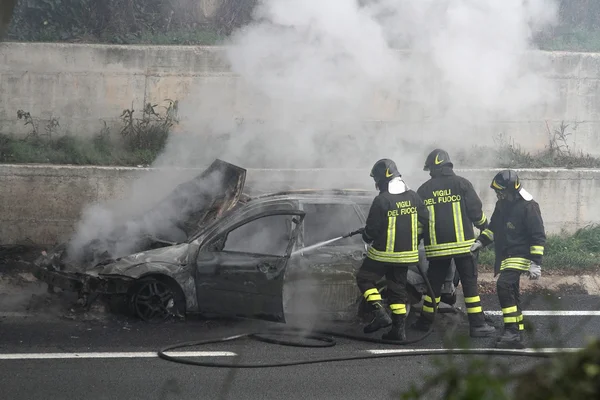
38, 159, 246, 272
89, 243, 190, 278
141, 158, 247, 239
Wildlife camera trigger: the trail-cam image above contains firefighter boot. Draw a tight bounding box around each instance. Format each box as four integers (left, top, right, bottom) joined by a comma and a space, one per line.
363, 302, 392, 334
382, 314, 406, 341
469, 322, 496, 338
495, 326, 524, 349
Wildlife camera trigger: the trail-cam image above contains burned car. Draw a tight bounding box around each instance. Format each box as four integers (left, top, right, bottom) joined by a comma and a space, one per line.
33, 159, 459, 323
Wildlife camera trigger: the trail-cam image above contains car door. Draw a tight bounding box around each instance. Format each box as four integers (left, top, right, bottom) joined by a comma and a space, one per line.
286, 201, 366, 315
194, 209, 305, 322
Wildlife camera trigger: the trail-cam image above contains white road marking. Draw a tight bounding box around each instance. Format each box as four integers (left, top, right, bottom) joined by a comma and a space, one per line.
366, 348, 583, 355
0, 312, 35, 318
0, 351, 236, 360
484, 310, 600, 316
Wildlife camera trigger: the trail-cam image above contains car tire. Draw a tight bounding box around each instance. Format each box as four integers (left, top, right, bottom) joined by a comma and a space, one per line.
129, 276, 185, 323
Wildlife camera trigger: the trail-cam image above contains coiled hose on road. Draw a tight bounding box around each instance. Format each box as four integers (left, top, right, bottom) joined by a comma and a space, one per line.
157, 262, 573, 368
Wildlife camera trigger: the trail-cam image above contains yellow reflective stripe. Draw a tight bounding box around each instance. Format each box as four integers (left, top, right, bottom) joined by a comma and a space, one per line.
504, 317, 518, 323
530, 245, 544, 255
386, 216, 396, 252
422, 306, 434, 313
500, 257, 531, 271
502, 306, 518, 314
367, 294, 382, 302
518, 324, 525, 331
411, 213, 418, 251
501, 258, 530, 265
452, 201, 465, 242
367, 248, 419, 264
425, 248, 471, 257
424, 240, 475, 251
467, 306, 482, 314
423, 295, 441, 304
424, 240, 474, 257
427, 205, 437, 245
363, 288, 379, 299
417, 221, 423, 235
482, 229, 494, 241
475, 213, 486, 226
517, 315, 524, 322
464, 296, 481, 303
390, 303, 407, 315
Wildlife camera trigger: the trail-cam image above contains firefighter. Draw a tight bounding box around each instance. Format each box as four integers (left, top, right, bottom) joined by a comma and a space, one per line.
356, 158, 429, 341
412, 149, 496, 337
470, 169, 545, 349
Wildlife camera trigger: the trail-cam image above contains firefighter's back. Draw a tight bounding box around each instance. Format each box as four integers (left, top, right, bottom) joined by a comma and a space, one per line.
417, 173, 480, 259
367, 190, 423, 265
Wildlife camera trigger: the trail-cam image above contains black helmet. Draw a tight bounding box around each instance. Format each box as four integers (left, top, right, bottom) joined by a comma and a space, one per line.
490, 169, 521, 192
370, 158, 401, 184
423, 149, 452, 171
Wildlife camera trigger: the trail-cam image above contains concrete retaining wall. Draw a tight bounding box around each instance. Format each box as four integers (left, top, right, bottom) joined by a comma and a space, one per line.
2, 42, 600, 155
0, 164, 597, 246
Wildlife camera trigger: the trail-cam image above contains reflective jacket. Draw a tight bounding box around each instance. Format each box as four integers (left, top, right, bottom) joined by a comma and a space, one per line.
476, 195, 546, 275
417, 167, 488, 259
364, 189, 429, 265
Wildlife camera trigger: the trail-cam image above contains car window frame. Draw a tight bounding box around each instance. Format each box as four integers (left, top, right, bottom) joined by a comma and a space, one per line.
297, 199, 366, 249
197, 208, 305, 260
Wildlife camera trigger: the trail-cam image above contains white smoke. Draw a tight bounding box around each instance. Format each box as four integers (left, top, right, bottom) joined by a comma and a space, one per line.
161, 0, 559, 182
63, 0, 561, 267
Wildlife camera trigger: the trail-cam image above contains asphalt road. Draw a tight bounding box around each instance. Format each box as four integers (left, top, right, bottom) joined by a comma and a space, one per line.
1, 293, 599, 400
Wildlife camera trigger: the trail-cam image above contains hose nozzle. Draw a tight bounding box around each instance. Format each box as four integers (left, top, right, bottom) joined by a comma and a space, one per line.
344, 228, 364, 238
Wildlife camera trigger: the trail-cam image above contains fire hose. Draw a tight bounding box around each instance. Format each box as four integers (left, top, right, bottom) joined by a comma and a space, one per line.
157, 229, 568, 368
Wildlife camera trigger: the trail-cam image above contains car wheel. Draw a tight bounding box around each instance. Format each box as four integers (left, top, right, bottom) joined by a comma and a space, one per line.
130, 277, 182, 323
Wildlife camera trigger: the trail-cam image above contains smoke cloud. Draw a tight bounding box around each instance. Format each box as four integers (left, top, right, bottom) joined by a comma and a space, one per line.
163, 0, 559, 181
62, 0, 560, 267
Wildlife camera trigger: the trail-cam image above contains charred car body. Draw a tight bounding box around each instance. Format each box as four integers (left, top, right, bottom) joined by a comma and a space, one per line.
33, 160, 459, 323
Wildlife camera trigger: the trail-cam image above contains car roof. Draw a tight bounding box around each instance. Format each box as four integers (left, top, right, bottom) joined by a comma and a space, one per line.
189, 189, 375, 242
248, 188, 376, 202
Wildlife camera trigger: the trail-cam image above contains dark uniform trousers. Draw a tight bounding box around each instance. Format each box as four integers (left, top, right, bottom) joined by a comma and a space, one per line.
421, 255, 486, 326
356, 257, 409, 317
497, 268, 525, 332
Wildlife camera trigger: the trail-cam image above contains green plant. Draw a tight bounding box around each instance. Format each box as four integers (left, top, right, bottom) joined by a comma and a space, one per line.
6, 0, 231, 44
400, 338, 600, 399
119, 99, 178, 156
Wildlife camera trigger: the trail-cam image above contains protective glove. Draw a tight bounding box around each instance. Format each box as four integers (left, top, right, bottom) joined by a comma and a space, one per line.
470, 240, 483, 253
360, 228, 373, 244
528, 262, 541, 280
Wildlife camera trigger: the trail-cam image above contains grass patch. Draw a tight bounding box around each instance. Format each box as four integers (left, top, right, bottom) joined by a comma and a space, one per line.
0, 133, 159, 166
1, 100, 176, 166
111, 29, 225, 46
478, 224, 600, 270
